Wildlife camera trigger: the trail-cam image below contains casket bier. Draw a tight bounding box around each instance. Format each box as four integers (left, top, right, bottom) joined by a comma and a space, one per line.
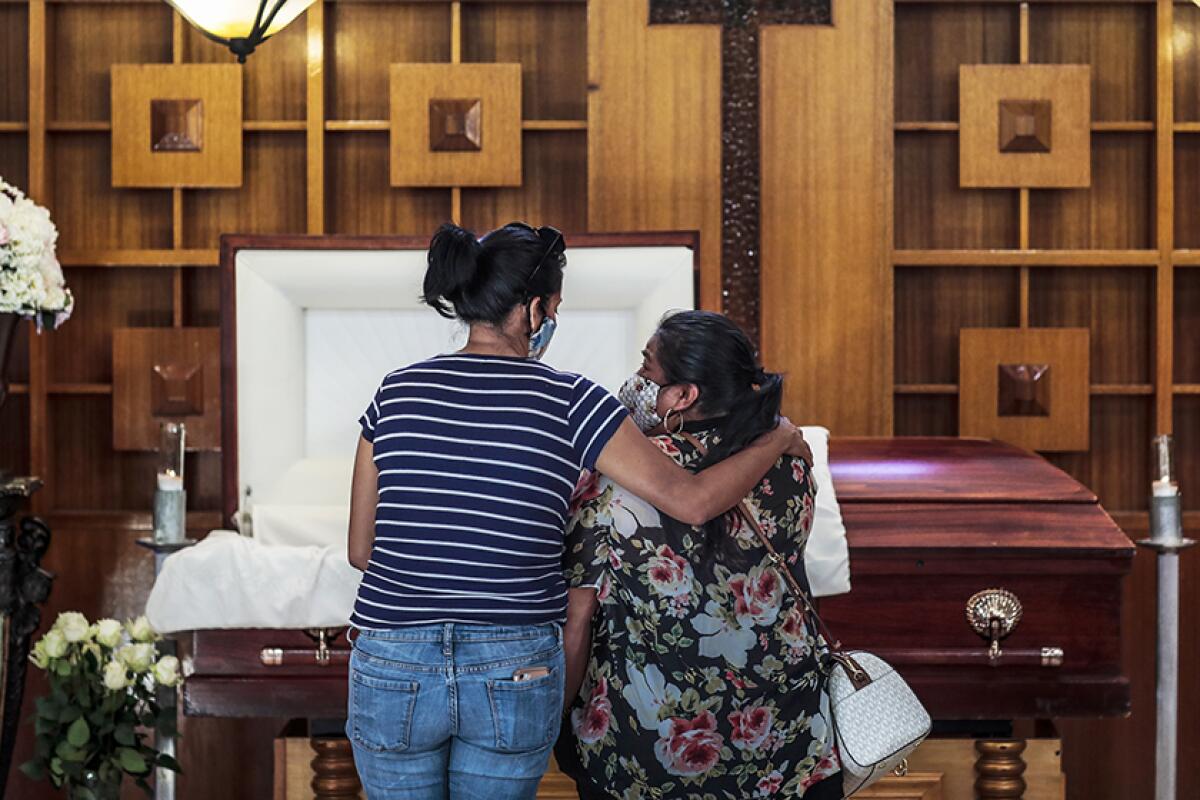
182, 234, 1133, 730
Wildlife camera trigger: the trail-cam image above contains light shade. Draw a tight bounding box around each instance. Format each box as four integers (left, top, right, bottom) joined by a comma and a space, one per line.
166, 0, 316, 62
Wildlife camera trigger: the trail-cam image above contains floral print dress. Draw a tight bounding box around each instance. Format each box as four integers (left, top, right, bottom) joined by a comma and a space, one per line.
561, 425, 841, 799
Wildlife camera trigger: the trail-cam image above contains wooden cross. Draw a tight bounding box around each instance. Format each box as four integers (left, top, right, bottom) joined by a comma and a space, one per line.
650, 0, 832, 347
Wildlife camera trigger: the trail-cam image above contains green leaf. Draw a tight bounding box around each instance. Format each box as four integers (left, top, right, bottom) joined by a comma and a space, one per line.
118, 747, 148, 774
54, 741, 85, 763
114, 724, 135, 746
67, 716, 90, 748
19, 760, 46, 781
156, 753, 182, 773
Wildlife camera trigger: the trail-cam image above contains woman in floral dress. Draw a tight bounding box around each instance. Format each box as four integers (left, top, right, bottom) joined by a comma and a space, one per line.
556, 311, 842, 800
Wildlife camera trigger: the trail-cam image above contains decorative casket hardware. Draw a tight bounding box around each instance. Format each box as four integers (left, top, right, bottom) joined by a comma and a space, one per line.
967, 588, 1045, 666
260, 628, 349, 668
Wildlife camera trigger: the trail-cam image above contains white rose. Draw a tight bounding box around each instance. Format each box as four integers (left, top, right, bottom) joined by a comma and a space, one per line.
126, 615, 157, 643
103, 660, 129, 692
41, 629, 68, 659
152, 656, 181, 688
117, 643, 156, 673
54, 612, 91, 643
92, 619, 123, 649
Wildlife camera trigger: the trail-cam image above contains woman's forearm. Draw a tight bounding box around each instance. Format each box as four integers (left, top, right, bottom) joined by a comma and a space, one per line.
596, 419, 789, 527
563, 588, 598, 711
347, 435, 379, 571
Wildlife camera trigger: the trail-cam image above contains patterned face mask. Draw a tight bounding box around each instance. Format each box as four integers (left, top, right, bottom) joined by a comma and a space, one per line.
528, 315, 557, 360
618, 374, 664, 432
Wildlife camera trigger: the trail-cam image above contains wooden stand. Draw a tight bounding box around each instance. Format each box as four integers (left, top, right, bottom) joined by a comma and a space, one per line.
309, 736, 361, 800
975, 739, 1028, 799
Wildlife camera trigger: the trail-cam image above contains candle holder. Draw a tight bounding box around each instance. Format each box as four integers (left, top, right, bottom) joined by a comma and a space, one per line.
1136, 434, 1193, 800
153, 422, 187, 545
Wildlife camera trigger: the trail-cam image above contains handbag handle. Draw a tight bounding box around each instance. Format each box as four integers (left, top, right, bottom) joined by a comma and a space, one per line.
677, 431, 844, 654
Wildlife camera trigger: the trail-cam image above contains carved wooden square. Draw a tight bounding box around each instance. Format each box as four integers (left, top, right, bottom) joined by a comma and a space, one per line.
390, 63, 521, 187
998, 363, 1051, 416
113, 328, 220, 451
151, 99, 203, 152
998, 99, 1051, 153
152, 362, 204, 416
112, 64, 242, 187
960, 65, 1090, 188
429, 98, 482, 152
960, 328, 1089, 452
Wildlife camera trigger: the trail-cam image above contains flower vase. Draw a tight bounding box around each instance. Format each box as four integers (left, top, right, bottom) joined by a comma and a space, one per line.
0, 311, 17, 414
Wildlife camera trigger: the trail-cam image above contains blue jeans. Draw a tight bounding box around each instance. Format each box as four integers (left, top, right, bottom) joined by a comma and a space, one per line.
347, 623, 565, 800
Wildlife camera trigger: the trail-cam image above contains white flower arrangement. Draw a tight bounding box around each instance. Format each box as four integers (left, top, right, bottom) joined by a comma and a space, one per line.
0, 176, 73, 329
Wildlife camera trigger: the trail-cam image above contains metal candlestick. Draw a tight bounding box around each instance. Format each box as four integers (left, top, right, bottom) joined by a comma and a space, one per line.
1136, 435, 1194, 800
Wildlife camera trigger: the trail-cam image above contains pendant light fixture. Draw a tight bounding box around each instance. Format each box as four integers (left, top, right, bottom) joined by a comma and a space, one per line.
165, 0, 317, 63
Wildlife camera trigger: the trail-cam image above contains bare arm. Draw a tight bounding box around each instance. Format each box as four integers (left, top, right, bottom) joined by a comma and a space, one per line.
347, 435, 378, 571
563, 587, 598, 711
594, 417, 803, 527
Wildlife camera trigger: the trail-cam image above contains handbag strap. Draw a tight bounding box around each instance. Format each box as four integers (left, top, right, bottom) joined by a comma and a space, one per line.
677, 431, 842, 653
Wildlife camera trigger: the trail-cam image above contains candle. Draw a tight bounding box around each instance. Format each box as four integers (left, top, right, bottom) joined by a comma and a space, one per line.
157, 472, 184, 492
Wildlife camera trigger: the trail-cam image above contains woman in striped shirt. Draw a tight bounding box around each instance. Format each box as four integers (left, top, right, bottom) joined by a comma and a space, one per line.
345, 222, 809, 800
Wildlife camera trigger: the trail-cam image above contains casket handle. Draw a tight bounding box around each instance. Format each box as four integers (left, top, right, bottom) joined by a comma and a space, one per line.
260, 628, 350, 668
875, 647, 1065, 668
965, 588, 1024, 664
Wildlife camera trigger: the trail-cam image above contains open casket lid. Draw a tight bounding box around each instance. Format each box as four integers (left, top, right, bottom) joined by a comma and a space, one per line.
220, 232, 699, 536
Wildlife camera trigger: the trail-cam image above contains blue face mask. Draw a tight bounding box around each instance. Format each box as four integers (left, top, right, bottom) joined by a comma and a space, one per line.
528, 315, 557, 360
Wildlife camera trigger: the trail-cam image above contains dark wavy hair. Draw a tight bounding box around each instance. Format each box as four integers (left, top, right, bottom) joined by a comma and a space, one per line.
655, 310, 784, 568
421, 222, 565, 325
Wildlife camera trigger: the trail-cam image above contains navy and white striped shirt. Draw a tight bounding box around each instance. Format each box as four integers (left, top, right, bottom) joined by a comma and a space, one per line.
350, 353, 628, 629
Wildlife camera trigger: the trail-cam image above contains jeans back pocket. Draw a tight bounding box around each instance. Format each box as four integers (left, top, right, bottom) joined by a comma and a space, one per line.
349, 669, 419, 753
486, 666, 564, 753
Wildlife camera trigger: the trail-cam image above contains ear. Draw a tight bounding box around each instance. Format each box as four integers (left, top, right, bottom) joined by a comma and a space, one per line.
526, 296, 544, 330
669, 383, 701, 414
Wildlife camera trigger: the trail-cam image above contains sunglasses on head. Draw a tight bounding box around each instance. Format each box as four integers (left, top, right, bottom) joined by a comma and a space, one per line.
510, 222, 564, 285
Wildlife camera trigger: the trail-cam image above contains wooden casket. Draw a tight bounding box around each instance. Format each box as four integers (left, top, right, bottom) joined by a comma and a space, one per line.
186, 436, 1133, 721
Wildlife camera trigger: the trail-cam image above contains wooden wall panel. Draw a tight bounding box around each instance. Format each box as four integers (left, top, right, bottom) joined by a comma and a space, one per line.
183, 134, 307, 248
49, 134, 173, 251
326, 133, 449, 234
0, 134, 29, 199
895, 133, 1019, 249
48, 2, 172, 123
1028, 133, 1154, 250
1174, 134, 1200, 249
895, 267, 1020, 385
184, 20, 306, 121
587, 0, 721, 310
1176, 396, 1200, 510
182, 268, 222, 329
46, 269, 174, 385
1176, 269, 1200, 383
894, 395, 958, 437
463, 2, 587, 121
1045, 396, 1153, 511
895, 3, 1017, 122
0, 4, 29, 121
760, 6, 893, 436
462, 131, 588, 232
1029, 3, 1154, 122
0, 395, 30, 477
1028, 268, 1155, 384
1174, 3, 1200, 122
49, 395, 157, 511
326, 3, 451, 121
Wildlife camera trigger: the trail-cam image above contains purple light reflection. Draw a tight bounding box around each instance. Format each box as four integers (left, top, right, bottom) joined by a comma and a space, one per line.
829, 459, 939, 480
